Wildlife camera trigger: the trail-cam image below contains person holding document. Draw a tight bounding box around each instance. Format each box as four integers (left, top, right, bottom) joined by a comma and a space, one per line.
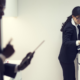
58, 6, 80, 80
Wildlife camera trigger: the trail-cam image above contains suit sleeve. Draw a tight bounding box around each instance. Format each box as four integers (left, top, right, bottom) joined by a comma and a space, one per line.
63, 26, 76, 47
3, 63, 17, 78
0, 58, 4, 80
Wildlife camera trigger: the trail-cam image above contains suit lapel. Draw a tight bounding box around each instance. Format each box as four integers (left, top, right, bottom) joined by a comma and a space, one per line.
73, 25, 77, 40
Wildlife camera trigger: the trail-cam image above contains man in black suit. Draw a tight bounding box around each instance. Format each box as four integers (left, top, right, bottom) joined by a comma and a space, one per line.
0, 0, 35, 80
58, 6, 80, 80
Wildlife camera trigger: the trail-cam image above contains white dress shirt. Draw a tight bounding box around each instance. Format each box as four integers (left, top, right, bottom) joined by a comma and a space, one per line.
71, 18, 80, 46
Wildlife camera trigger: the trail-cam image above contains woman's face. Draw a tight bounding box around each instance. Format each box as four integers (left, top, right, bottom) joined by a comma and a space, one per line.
72, 15, 80, 25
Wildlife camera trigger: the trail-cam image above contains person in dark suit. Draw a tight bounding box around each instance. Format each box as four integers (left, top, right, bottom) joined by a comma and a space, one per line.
0, 0, 35, 80
58, 6, 80, 80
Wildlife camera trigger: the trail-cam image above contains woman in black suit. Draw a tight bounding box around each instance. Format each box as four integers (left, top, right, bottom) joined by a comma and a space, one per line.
58, 6, 80, 80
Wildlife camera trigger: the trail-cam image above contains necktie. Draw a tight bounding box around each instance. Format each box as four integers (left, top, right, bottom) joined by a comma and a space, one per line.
77, 25, 80, 51
77, 25, 80, 40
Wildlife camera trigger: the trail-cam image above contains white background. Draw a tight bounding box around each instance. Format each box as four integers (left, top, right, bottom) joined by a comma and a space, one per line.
2, 0, 80, 80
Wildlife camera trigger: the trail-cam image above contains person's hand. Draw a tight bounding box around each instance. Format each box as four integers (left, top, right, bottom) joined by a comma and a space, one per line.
79, 41, 80, 45
2, 39, 15, 58
18, 51, 35, 71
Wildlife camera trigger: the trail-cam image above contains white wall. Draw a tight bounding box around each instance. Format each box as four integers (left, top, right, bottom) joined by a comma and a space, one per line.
2, 0, 80, 80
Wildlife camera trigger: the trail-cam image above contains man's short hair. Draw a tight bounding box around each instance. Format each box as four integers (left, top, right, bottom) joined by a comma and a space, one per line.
0, 0, 6, 7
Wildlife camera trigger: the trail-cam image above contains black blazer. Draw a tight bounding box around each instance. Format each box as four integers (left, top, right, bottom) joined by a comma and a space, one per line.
0, 58, 17, 80
58, 19, 78, 63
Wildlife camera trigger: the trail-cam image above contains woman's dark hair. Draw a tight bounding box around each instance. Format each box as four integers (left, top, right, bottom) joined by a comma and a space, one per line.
0, 0, 6, 19
61, 6, 80, 32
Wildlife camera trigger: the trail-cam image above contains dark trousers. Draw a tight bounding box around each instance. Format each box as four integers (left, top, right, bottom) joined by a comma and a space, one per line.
59, 60, 76, 80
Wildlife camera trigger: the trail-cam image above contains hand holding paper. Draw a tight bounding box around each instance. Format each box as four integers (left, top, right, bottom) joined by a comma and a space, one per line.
18, 40, 45, 71
2, 39, 15, 58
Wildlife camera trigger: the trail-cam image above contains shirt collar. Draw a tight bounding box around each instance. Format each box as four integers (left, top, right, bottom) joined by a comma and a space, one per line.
71, 18, 80, 27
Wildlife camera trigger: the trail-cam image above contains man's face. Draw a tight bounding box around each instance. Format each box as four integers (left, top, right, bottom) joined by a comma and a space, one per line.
2, 7, 5, 14
3, 7, 5, 11
72, 15, 80, 24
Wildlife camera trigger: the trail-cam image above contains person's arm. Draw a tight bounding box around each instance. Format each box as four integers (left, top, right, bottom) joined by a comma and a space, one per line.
0, 51, 34, 78
0, 58, 4, 80
0, 53, 17, 78
3, 52, 34, 78
15, 52, 35, 72
0, 54, 17, 78
3, 63, 17, 78
0, 54, 6, 62
63, 26, 76, 47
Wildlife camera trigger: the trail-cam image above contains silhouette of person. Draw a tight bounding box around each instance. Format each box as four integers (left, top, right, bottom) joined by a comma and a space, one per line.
0, 0, 35, 80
